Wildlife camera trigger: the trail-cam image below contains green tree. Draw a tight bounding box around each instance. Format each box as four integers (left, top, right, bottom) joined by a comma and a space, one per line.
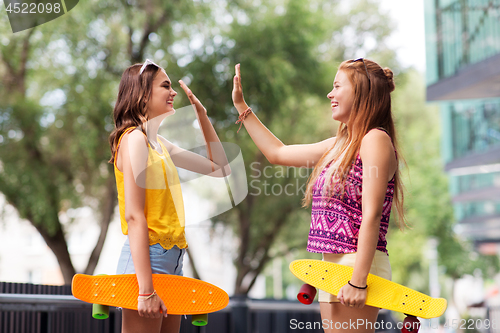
183, 0, 399, 295
0, 0, 206, 284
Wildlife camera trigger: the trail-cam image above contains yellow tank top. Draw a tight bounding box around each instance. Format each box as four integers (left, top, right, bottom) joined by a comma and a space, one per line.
114, 127, 187, 250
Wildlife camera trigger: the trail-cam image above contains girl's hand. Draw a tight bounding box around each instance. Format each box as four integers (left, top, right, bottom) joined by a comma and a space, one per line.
337, 283, 367, 309
232, 63, 249, 113
179, 80, 207, 115
137, 293, 168, 318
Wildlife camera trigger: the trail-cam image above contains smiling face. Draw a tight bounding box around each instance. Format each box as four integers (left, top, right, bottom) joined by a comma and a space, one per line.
145, 69, 177, 119
327, 70, 354, 124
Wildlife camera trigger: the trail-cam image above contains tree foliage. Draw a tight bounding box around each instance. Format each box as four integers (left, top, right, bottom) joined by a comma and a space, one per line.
0, 0, 208, 283
182, 0, 399, 295
0, 0, 400, 288
1, 0, 493, 292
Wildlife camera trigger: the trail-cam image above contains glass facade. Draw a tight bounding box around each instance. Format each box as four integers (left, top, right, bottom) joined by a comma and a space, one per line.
450, 172, 500, 221
425, 0, 500, 86
454, 201, 500, 221
440, 98, 500, 163
455, 172, 500, 194
425, 0, 500, 244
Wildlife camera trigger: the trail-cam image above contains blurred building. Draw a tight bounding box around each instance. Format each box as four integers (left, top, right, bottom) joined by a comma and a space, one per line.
424, 0, 500, 252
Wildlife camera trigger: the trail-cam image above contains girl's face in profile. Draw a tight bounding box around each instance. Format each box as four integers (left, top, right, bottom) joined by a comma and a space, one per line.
327, 70, 354, 124
146, 69, 178, 118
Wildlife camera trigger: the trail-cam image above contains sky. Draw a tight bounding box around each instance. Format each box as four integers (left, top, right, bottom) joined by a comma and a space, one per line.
379, 0, 426, 73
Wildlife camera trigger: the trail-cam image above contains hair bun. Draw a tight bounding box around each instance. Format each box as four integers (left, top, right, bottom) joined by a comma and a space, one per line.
383, 67, 395, 92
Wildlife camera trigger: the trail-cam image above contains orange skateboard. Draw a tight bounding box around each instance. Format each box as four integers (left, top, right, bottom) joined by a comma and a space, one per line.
72, 274, 229, 326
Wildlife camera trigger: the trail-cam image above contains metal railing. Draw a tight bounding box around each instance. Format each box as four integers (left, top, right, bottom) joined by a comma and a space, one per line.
0, 282, 323, 333
0, 281, 401, 333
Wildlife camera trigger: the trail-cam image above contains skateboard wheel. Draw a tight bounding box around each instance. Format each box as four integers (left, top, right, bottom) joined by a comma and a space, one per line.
191, 313, 208, 326
402, 316, 420, 333
92, 303, 109, 319
297, 284, 316, 305
91, 274, 109, 319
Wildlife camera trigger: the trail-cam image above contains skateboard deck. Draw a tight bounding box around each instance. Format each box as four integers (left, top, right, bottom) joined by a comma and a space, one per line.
290, 260, 447, 319
72, 274, 229, 315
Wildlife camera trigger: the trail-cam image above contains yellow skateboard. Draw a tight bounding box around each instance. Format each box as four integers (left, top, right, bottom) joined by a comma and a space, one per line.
290, 260, 447, 332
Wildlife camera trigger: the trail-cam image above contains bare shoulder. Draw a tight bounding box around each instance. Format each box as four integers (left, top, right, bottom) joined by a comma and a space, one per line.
360, 129, 393, 153
360, 129, 397, 181
121, 128, 147, 151
116, 128, 147, 172
359, 129, 396, 165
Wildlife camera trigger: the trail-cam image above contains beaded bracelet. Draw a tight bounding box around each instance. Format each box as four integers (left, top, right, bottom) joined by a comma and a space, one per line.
235, 107, 252, 133
348, 281, 368, 290
138, 290, 157, 301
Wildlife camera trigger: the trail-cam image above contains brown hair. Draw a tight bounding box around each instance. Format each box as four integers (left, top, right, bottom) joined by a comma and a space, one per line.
303, 59, 407, 229
108, 63, 161, 164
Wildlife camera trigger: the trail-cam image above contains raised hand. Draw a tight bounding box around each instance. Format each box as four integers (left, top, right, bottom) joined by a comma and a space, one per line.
232, 63, 249, 113
178, 80, 207, 115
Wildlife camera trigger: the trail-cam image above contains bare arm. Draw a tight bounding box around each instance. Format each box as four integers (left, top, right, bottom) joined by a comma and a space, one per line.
337, 129, 397, 308
162, 80, 231, 177
120, 130, 167, 318
232, 63, 335, 168
158, 136, 229, 177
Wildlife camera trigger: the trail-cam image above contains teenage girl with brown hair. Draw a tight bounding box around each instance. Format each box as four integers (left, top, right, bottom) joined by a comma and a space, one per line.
109, 60, 229, 333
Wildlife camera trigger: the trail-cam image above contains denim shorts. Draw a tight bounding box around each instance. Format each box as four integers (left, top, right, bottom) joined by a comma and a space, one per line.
116, 238, 186, 276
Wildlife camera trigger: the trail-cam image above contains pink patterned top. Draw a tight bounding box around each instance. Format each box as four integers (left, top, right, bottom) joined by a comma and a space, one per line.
307, 151, 395, 255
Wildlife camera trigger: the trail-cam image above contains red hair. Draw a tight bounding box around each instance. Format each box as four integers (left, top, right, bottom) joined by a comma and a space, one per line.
303, 59, 407, 229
